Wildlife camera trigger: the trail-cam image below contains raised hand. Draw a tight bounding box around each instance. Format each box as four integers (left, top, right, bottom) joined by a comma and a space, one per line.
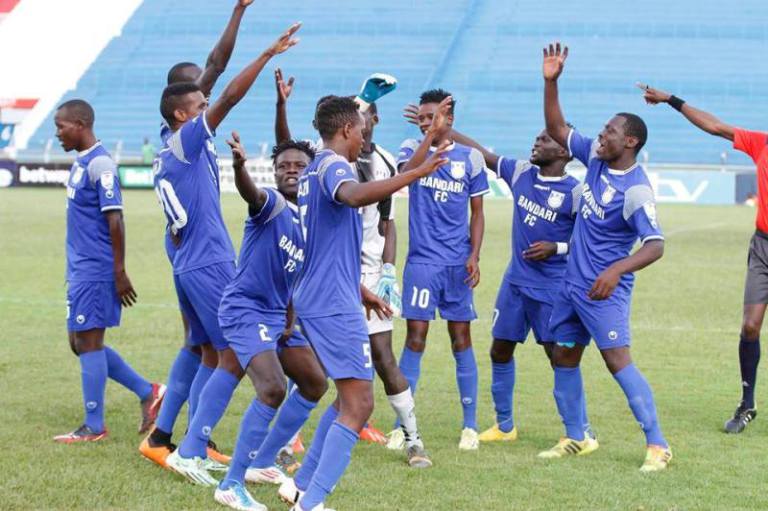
426, 95, 453, 135
239, 0, 254, 6
275, 68, 295, 104
266, 22, 301, 57
636, 82, 671, 105
226, 130, 247, 168
543, 42, 568, 81
416, 139, 451, 176
403, 103, 419, 125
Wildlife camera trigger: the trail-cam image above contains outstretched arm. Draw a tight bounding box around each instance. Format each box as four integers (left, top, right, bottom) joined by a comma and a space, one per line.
542, 42, 571, 148
338, 142, 450, 207
197, 0, 253, 97
227, 131, 267, 210
451, 128, 500, 170
206, 23, 301, 131
638, 83, 735, 141
274, 68, 294, 143
588, 240, 664, 300
400, 96, 452, 172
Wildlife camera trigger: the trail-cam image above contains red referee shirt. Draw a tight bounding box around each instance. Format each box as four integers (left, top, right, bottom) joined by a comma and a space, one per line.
734, 128, 768, 233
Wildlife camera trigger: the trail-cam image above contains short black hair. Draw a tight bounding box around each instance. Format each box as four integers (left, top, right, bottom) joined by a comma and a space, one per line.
57, 99, 95, 128
616, 113, 648, 154
160, 82, 201, 124
272, 139, 316, 164
167, 61, 199, 85
315, 96, 361, 140
419, 88, 455, 113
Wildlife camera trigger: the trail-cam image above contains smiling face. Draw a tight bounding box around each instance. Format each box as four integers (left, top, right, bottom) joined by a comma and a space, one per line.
596, 115, 636, 161
274, 148, 311, 199
530, 129, 568, 166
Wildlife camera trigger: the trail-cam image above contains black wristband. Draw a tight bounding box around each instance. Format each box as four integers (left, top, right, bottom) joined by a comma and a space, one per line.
668, 95, 685, 112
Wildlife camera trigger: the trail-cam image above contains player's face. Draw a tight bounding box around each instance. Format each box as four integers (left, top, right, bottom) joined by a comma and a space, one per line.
361, 108, 378, 143
175, 91, 208, 123
346, 111, 366, 162
274, 149, 310, 198
597, 116, 629, 160
530, 130, 566, 165
417, 102, 453, 138
54, 110, 81, 152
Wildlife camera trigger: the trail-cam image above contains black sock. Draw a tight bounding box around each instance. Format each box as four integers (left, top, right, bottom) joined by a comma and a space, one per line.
739, 336, 760, 409
149, 427, 172, 447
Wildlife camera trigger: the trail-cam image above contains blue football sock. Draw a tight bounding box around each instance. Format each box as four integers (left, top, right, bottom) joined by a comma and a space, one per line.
614, 363, 667, 448
553, 366, 585, 441
453, 347, 478, 430
395, 347, 424, 428
104, 346, 152, 400
179, 368, 239, 459
155, 347, 200, 434
491, 359, 515, 433
581, 388, 592, 434
294, 404, 338, 492
299, 422, 358, 510
250, 391, 318, 469
79, 350, 108, 433
223, 399, 278, 485
739, 336, 760, 409
188, 363, 214, 425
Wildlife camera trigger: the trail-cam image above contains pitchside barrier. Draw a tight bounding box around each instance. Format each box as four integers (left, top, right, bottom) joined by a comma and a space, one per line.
1, 157, 758, 206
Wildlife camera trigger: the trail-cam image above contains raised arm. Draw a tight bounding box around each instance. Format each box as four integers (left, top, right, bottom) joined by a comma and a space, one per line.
638, 83, 735, 141
206, 23, 301, 131
542, 42, 571, 148
197, 0, 253, 97
106, 211, 137, 307
400, 96, 452, 172
274, 68, 294, 144
451, 129, 500, 170
226, 131, 267, 210
338, 142, 450, 207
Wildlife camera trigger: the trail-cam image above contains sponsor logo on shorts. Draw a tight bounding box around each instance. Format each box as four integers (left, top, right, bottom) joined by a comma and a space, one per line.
249, 450, 258, 460
608, 330, 618, 341
105, 190, 114, 199
76, 314, 85, 324
336, 168, 346, 176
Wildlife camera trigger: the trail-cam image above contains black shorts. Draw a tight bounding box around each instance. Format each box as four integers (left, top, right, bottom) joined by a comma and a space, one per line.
744, 230, 768, 305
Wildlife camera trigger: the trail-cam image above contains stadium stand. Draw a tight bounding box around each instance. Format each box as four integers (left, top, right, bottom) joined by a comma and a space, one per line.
22, 0, 768, 164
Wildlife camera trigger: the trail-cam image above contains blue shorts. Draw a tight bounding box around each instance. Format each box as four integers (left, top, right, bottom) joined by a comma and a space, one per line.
492, 282, 555, 344
549, 282, 632, 350
174, 262, 235, 351
402, 262, 476, 322
299, 313, 373, 381
220, 306, 309, 370
66, 281, 121, 332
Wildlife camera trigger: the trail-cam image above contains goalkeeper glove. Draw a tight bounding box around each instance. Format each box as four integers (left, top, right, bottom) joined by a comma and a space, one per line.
375, 263, 401, 317
355, 73, 397, 112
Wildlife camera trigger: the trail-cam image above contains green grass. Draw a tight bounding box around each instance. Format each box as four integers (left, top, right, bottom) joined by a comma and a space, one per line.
0, 187, 765, 511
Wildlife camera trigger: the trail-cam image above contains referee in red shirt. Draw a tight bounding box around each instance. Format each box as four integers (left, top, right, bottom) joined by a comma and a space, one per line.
639, 83, 767, 434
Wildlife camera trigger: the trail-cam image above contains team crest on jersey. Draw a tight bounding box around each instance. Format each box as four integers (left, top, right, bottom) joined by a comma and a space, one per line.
70, 166, 84, 185
547, 190, 565, 209
450, 161, 465, 180
643, 201, 658, 228
601, 185, 616, 204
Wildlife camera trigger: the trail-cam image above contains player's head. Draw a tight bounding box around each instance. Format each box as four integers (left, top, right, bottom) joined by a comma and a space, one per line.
167, 62, 202, 85
530, 124, 573, 166
361, 102, 379, 144
312, 94, 343, 130
160, 82, 207, 128
272, 139, 315, 198
418, 88, 454, 138
315, 95, 365, 162
54, 99, 95, 152
597, 113, 647, 160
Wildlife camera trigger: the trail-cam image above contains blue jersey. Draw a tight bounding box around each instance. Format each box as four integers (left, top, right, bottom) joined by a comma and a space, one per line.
66, 142, 123, 282
220, 188, 304, 317
497, 156, 581, 289
566, 129, 664, 293
153, 112, 235, 274
293, 149, 362, 318
397, 140, 490, 265
158, 122, 177, 264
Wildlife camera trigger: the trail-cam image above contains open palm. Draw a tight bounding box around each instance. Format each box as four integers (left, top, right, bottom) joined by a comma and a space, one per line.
267, 23, 301, 56
543, 42, 568, 81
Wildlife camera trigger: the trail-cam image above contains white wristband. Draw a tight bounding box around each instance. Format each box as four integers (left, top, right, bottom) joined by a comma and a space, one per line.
353, 96, 371, 112
556, 242, 569, 255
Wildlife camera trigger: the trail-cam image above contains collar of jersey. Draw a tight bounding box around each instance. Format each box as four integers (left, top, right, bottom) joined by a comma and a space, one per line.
285, 200, 298, 212
536, 172, 569, 182
78, 141, 102, 157
607, 164, 639, 175
430, 142, 455, 152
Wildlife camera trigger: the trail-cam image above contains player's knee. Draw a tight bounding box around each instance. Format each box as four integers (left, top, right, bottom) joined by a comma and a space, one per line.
741, 319, 762, 341
68, 334, 79, 356
259, 379, 287, 409
552, 346, 580, 368
405, 337, 426, 352
451, 337, 472, 353
299, 373, 328, 403
489, 340, 514, 363
200, 343, 218, 367
601, 347, 631, 374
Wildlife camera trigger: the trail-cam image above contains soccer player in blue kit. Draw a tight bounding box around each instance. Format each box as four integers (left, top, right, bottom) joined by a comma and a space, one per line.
444, 125, 595, 446
142, 0, 255, 467
151, 23, 301, 478
396, 91, 490, 450
281, 96, 449, 511
53, 99, 164, 442
538, 43, 672, 472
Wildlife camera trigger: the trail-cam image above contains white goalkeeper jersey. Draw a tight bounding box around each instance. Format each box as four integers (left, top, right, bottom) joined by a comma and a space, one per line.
356, 143, 397, 274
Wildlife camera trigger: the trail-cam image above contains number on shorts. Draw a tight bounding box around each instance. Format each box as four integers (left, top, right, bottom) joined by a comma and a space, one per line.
491, 308, 499, 328
363, 342, 372, 368
258, 324, 272, 343
155, 178, 188, 231
410, 287, 430, 309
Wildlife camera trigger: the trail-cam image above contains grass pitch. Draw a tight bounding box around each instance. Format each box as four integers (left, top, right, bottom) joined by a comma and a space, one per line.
0, 188, 765, 510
